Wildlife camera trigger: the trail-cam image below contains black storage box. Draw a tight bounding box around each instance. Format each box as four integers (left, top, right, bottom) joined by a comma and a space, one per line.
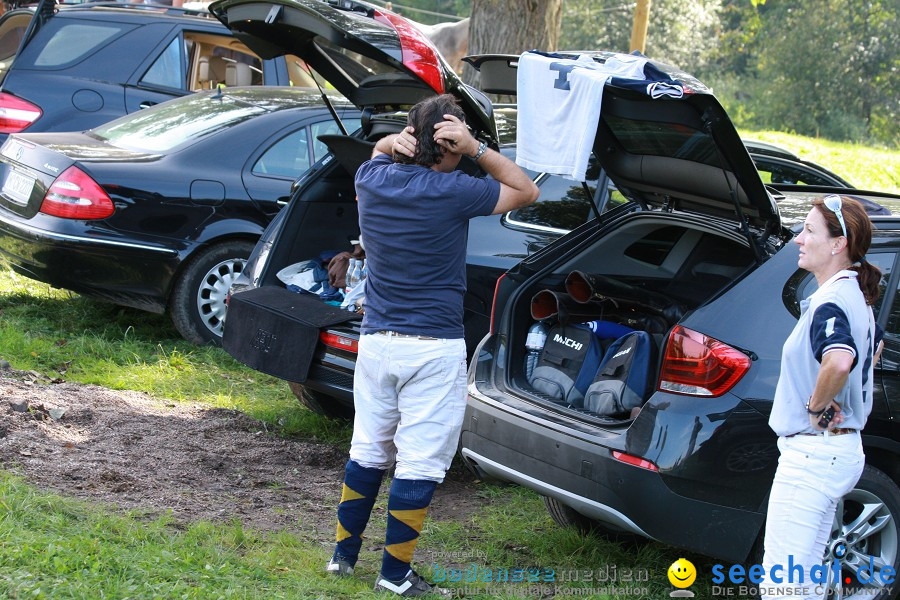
223, 286, 359, 383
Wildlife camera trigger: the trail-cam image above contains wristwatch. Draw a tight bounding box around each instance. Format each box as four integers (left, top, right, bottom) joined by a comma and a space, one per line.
805, 398, 821, 415
472, 141, 488, 160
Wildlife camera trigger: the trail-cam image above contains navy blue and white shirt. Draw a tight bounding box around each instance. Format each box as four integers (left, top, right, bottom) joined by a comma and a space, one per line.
354, 154, 500, 340
769, 270, 878, 436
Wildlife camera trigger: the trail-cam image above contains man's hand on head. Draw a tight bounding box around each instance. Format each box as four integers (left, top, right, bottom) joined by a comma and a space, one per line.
392, 126, 417, 158
433, 114, 479, 157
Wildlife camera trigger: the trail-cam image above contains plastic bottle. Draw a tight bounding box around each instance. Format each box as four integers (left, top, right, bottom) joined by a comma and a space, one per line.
346, 258, 360, 291
524, 321, 549, 381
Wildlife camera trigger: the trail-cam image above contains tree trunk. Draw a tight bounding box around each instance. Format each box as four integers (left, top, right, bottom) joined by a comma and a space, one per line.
464, 0, 563, 87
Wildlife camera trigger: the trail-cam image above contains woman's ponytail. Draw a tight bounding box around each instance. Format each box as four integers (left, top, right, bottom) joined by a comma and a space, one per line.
853, 260, 882, 306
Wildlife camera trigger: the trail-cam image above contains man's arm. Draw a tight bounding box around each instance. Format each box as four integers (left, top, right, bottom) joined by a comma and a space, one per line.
372, 134, 400, 158
432, 115, 538, 215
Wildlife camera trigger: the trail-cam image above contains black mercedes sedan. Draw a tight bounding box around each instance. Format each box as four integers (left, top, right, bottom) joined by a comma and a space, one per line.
0, 86, 359, 344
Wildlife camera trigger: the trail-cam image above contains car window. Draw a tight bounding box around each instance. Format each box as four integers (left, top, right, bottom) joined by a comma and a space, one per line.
253, 128, 311, 179
140, 37, 183, 90
753, 158, 839, 187
33, 22, 125, 67
798, 252, 895, 320
93, 92, 268, 152
506, 155, 601, 232
311, 118, 361, 163
0, 12, 30, 85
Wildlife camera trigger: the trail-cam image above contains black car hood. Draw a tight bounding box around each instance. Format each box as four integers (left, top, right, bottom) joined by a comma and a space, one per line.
208, 0, 496, 141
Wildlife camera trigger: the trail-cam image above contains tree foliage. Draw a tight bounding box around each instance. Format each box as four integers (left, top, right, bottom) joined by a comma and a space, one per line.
560, 0, 723, 71
709, 0, 899, 147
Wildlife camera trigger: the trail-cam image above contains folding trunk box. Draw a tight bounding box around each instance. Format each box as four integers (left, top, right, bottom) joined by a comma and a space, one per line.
223, 286, 359, 383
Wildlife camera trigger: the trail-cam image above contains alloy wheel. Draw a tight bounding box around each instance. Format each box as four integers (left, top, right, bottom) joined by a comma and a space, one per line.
824, 487, 897, 599
196, 257, 246, 338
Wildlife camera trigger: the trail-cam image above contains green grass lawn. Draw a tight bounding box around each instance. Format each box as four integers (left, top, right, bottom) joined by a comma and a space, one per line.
3, 130, 895, 599
0, 472, 753, 599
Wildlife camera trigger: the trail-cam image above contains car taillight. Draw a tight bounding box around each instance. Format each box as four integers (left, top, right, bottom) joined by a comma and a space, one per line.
373, 9, 445, 94
611, 450, 659, 472
489, 273, 506, 335
319, 331, 358, 354
0, 92, 42, 133
658, 325, 751, 397
39, 166, 114, 220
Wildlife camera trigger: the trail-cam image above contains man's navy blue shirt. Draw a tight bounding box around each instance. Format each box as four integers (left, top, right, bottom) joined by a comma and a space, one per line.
355, 154, 500, 339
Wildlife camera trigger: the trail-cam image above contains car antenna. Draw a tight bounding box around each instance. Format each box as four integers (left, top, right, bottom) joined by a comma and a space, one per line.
212, 83, 225, 100
300, 61, 349, 136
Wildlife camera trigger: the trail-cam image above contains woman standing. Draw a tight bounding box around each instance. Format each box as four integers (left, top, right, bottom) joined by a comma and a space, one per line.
763, 195, 883, 599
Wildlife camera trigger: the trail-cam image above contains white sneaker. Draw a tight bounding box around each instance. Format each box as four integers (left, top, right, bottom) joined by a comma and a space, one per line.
373, 570, 451, 597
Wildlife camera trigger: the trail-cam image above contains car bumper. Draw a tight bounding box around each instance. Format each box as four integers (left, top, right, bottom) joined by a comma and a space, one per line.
0, 210, 180, 312
461, 385, 765, 563
303, 344, 356, 403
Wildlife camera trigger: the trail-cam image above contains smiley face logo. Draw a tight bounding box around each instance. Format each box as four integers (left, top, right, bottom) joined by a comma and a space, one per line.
667, 558, 696, 588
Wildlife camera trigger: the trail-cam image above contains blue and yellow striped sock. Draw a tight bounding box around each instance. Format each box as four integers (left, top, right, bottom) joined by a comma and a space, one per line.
380, 478, 437, 581
333, 460, 385, 567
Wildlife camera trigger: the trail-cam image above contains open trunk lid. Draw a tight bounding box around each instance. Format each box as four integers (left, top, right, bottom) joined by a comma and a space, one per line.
209, 0, 497, 142
466, 52, 782, 252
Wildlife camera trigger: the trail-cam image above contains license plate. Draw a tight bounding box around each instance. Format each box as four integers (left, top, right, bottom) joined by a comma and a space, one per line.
2, 170, 35, 205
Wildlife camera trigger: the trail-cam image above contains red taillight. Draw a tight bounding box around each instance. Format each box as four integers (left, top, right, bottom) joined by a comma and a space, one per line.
489, 273, 506, 335
373, 9, 445, 94
658, 325, 751, 397
0, 92, 42, 133
39, 166, 114, 220
319, 331, 359, 354
611, 450, 659, 472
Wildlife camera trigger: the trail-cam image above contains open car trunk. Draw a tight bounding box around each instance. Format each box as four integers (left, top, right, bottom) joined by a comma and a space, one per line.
501, 210, 762, 428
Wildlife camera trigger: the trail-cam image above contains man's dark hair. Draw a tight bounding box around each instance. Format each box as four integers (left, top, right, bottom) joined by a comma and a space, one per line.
394, 94, 466, 167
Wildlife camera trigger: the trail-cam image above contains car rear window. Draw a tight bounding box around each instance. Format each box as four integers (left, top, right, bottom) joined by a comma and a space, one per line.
604, 114, 720, 168
33, 22, 126, 67
91, 92, 267, 152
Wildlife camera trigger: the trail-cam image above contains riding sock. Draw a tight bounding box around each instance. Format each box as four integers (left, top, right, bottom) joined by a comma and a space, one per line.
380, 478, 438, 581
333, 459, 386, 566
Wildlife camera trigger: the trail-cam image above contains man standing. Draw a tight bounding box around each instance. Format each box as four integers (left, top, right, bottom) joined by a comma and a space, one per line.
326, 94, 538, 597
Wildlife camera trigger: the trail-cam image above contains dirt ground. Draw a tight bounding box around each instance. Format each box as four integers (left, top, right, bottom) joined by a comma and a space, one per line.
0, 367, 485, 557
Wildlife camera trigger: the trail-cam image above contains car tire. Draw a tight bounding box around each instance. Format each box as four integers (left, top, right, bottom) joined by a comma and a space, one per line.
827, 465, 900, 599
170, 240, 254, 345
288, 382, 354, 420
749, 465, 900, 600
543, 495, 647, 545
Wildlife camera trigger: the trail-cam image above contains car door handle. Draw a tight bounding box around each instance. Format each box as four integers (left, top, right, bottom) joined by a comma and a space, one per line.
139, 101, 157, 109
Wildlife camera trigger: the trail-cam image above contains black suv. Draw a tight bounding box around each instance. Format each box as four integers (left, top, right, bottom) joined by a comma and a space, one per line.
459, 55, 900, 598
0, 0, 298, 142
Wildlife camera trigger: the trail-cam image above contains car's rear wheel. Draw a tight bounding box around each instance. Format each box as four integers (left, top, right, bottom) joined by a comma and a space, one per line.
288, 382, 354, 420
749, 465, 900, 600
170, 240, 254, 345
824, 465, 900, 600
543, 495, 647, 544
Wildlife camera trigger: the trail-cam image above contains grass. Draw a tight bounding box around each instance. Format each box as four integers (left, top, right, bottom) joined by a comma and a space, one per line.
0, 473, 754, 599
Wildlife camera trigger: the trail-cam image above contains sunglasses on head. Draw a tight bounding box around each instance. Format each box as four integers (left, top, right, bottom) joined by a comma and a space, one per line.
823, 194, 847, 239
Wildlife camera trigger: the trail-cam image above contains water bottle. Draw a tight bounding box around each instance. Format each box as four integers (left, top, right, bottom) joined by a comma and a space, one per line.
346, 258, 360, 291
524, 321, 549, 381
360, 258, 367, 280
